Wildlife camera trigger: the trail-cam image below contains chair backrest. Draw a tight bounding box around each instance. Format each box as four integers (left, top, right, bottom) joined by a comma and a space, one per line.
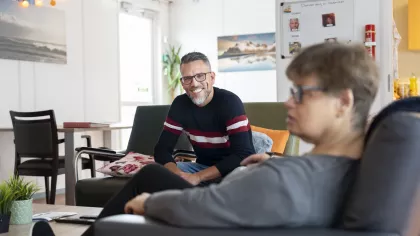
126, 102, 299, 156
125, 105, 191, 155
243, 102, 300, 155
10, 110, 59, 159
340, 98, 420, 236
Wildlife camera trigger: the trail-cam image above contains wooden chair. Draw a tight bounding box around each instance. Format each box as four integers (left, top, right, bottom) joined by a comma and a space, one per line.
10, 110, 95, 204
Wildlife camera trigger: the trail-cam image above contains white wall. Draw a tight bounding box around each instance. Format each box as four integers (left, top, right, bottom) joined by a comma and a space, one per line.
0, 0, 120, 127
169, 0, 278, 103
0, 0, 121, 193
0, 0, 170, 196
169, 0, 393, 154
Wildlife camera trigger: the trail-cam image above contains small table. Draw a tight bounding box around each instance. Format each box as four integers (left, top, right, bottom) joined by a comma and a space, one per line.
0, 125, 132, 205
7, 203, 102, 236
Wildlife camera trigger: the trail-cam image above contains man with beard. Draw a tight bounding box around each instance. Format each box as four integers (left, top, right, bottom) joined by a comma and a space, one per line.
154, 52, 255, 186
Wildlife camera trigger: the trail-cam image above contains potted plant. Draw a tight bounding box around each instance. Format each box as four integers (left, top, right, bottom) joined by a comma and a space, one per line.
163, 44, 183, 101
7, 175, 39, 225
0, 182, 14, 233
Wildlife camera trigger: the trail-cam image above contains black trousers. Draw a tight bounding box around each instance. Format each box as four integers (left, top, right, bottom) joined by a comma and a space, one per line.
82, 164, 194, 236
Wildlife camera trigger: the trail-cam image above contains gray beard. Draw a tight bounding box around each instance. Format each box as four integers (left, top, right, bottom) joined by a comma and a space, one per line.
189, 89, 211, 106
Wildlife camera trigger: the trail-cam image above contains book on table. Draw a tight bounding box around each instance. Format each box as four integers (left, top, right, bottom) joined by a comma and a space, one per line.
63, 122, 110, 128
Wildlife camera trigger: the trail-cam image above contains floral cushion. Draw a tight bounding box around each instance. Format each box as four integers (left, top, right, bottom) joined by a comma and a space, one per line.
96, 152, 155, 177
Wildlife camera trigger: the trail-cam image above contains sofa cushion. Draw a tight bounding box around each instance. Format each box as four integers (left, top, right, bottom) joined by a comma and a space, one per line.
341, 112, 420, 235
96, 152, 155, 177
252, 131, 273, 154
250, 125, 289, 154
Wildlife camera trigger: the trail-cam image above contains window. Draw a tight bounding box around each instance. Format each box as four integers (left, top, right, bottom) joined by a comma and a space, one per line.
118, 9, 158, 148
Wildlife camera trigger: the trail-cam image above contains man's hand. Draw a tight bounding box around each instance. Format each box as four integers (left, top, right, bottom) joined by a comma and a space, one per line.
124, 193, 151, 215
240, 153, 271, 166
179, 172, 201, 185
164, 162, 182, 175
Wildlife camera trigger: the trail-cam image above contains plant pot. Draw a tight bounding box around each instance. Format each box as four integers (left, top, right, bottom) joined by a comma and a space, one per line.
0, 214, 10, 234
10, 199, 33, 225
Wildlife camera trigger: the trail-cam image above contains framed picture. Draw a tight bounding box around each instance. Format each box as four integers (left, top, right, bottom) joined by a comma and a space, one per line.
217, 32, 276, 72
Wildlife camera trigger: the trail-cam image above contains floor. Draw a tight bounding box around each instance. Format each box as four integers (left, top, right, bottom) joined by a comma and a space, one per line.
33, 193, 66, 205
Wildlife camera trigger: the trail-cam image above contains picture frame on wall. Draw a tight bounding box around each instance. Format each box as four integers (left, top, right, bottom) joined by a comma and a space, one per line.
0, 1, 67, 64
217, 32, 276, 73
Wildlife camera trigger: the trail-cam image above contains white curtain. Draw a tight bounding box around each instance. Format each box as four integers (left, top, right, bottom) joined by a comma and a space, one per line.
393, 17, 402, 80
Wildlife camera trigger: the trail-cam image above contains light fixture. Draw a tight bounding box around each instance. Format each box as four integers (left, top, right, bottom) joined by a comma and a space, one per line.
16, 0, 56, 7
20, 0, 29, 7
35, 0, 43, 7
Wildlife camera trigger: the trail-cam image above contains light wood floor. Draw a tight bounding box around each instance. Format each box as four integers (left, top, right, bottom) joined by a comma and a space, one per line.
33, 194, 66, 205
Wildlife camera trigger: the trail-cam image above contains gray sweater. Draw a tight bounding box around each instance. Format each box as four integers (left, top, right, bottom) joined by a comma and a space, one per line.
144, 155, 357, 228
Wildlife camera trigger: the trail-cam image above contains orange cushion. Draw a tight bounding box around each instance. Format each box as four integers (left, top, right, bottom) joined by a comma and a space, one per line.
250, 125, 290, 154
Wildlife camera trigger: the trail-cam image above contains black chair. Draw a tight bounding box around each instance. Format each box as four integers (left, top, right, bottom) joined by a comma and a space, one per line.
10, 110, 96, 204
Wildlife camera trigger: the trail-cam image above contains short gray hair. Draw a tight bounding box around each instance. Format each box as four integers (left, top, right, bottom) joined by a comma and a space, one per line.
286, 42, 379, 130
181, 52, 211, 70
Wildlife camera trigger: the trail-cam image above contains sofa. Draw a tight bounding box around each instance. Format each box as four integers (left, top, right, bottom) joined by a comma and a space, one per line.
75, 102, 300, 207
91, 100, 420, 236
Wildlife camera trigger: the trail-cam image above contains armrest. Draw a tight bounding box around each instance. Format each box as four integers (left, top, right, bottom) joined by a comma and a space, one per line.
75, 147, 116, 154
75, 147, 125, 162
94, 215, 396, 236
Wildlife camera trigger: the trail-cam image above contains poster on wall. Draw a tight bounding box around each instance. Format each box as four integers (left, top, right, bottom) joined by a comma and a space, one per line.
217, 32, 276, 73
279, 0, 354, 58
0, 1, 67, 64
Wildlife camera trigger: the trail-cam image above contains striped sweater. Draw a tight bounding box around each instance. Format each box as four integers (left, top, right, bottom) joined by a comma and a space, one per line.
154, 87, 256, 176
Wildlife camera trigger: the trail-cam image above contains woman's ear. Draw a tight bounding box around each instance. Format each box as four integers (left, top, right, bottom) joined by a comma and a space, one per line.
337, 89, 354, 117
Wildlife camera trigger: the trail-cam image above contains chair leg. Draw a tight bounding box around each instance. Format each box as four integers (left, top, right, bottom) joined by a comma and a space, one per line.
44, 177, 50, 204
49, 172, 57, 205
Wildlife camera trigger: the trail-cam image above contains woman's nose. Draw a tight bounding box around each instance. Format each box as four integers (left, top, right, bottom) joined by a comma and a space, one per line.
284, 96, 296, 109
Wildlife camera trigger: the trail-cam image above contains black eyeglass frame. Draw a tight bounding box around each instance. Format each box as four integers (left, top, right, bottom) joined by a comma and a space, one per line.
290, 85, 326, 103
180, 72, 212, 85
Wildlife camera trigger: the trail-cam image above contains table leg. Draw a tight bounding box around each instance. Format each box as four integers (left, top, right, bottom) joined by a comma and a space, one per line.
64, 131, 76, 205
103, 130, 112, 148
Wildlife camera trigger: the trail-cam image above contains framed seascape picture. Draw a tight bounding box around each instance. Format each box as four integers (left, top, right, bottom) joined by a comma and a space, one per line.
217, 32, 276, 72
0, 1, 67, 64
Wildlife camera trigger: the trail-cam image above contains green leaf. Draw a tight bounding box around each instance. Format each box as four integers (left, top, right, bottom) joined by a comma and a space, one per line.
5, 175, 40, 202
162, 43, 183, 98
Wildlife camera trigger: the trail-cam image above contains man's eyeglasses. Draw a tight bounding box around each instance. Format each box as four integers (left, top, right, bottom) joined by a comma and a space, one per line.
290, 85, 325, 103
180, 72, 211, 85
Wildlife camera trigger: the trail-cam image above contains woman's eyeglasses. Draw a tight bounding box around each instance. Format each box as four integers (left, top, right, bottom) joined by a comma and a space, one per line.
290, 85, 325, 103
180, 72, 211, 85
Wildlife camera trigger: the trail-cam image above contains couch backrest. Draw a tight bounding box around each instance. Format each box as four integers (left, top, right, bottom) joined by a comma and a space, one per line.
340, 99, 420, 235
243, 102, 299, 155
126, 102, 299, 156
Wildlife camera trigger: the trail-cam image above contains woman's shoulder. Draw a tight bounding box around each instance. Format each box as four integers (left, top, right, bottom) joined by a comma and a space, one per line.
264, 154, 357, 175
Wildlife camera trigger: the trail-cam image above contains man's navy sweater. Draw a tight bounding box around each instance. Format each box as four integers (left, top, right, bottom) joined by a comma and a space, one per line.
154, 87, 255, 176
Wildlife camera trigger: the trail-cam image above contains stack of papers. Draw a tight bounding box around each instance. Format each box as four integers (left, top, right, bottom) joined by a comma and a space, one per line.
33, 212, 77, 221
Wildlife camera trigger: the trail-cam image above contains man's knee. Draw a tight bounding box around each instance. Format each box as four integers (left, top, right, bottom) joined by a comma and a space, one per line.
133, 163, 166, 180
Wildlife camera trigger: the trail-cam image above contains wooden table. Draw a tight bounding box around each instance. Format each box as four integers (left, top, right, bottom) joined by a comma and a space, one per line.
6, 203, 102, 236
0, 125, 132, 205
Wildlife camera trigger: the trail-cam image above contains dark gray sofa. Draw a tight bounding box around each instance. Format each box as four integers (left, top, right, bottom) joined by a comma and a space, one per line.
75, 102, 300, 207
91, 101, 420, 236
